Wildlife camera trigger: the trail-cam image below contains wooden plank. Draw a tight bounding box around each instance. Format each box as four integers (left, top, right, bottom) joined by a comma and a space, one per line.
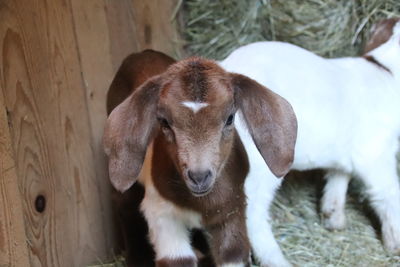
0, 0, 184, 265
0, 0, 111, 266
103, 0, 141, 71
69, 0, 116, 252
129, 0, 183, 57
69, 0, 184, 254
70, 0, 183, 257
0, 84, 30, 267
104, 0, 183, 71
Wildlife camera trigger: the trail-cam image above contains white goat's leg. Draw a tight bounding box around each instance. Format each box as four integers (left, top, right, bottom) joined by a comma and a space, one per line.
245, 172, 291, 267
357, 154, 400, 254
321, 170, 351, 230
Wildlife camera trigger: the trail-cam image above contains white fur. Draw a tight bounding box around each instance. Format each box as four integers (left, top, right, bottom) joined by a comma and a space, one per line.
222, 21, 400, 265
139, 143, 203, 260
321, 170, 351, 230
236, 112, 291, 267
182, 101, 209, 113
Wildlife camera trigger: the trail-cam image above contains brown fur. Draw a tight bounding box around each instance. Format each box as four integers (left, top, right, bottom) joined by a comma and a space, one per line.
157, 257, 196, 267
150, 58, 253, 265
363, 18, 400, 54
362, 18, 400, 74
152, 130, 250, 265
104, 54, 297, 266
363, 55, 391, 73
107, 49, 175, 114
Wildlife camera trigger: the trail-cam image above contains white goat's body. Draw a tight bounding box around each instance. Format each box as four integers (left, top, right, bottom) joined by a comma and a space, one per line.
222, 41, 400, 266
224, 42, 400, 172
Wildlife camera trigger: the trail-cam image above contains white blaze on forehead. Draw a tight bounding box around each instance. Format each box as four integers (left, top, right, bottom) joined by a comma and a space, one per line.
181, 101, 209, 113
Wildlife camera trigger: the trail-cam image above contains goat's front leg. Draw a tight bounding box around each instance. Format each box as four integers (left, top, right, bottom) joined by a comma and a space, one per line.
144, 212, 197, 267
206, 215, 251, 267
141, 190, 197, 267
245, 169, 290, 267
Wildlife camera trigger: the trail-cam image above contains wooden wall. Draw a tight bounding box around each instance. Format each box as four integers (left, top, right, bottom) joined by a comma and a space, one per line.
0, 0, 182, 266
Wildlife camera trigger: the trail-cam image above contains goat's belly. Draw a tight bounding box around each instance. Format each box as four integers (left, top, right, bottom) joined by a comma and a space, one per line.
290, 129, 353, 173
291, 152, 349, 172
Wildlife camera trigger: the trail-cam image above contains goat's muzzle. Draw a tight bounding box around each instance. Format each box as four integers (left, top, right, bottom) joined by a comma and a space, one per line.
186, 169, 214, 197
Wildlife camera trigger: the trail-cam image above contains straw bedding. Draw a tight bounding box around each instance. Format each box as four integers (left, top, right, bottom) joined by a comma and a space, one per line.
182, 0, 400, 60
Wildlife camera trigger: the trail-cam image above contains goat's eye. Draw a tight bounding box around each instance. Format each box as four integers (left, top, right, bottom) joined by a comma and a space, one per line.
225, 114, 234, 126
158, 117, 170, 129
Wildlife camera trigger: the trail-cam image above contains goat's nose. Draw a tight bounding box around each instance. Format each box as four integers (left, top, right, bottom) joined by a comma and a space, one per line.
188, 170, 212, 185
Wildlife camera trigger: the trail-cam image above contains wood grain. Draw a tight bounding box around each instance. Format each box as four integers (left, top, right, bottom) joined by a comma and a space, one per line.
0, 0, 183, 265
0, 0, 112, 265
104, 0, 182, 70
0, 81, 30, 267
129, 0, 183, 57
70, 0, 184, 257
69, 0, 116, 252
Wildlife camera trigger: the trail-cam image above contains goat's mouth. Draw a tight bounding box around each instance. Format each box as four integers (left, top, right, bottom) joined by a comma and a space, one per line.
186, 181, 214, 197
190, 187, 212, 197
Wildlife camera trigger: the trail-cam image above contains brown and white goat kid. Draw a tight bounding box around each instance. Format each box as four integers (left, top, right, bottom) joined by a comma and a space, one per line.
104, 51, 297, 266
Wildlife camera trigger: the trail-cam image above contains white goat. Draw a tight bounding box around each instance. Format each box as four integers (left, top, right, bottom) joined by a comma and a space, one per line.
221, 18, 400, 266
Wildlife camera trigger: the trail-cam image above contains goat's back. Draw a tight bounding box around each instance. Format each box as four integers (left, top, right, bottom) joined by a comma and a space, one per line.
106, 50, 175, 114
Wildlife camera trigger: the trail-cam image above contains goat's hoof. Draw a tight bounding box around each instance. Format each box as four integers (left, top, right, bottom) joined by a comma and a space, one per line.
322, 210, 346, 231
384, 242, 400, 255
382, 222, 400, 255
156, 257, 197, 267
260, 259, 292, 267
260, 263, 292, 267
383, 233, 400, 255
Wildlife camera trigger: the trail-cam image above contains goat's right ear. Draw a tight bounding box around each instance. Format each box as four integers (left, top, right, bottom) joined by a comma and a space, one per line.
103, 76, 162, 192
231, 73, 297, 178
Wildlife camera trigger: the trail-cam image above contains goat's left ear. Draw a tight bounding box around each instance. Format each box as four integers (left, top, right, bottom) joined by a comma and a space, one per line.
231, 73, 298, 177
103, 76, 162, 192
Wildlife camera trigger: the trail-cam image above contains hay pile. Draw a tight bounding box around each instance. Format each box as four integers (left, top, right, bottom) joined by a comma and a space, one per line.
181, 1, 400, 266
271, 172, 400, 266
182, 0, 400, 60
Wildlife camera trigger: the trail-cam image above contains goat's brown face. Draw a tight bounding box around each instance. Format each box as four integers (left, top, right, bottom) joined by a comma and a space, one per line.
104, 56, 297, 194
157, 62, 236, 196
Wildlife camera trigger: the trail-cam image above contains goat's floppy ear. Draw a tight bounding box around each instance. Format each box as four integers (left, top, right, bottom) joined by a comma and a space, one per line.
231, 73, 297, 177
103, 76, 162, 192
